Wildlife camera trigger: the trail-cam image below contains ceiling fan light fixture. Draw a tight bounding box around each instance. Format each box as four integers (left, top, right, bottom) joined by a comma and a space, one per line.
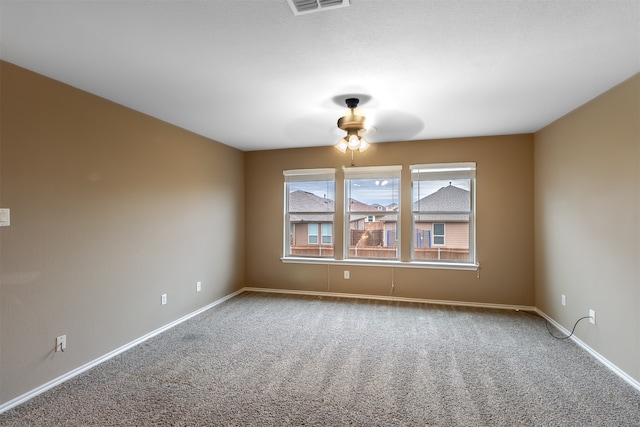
335, 138, 348, 153
347, 131, 360, 149
335, 97, 373, 154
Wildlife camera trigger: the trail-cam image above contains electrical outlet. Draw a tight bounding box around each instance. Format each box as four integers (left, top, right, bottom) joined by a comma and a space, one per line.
56, 335, 66, 352
589, 309, 596, 325
0, 208, 10, 226
161, 294, 167, 305
196, 281, 202, 292
344, 270, 350, 279
561, 294, 566, 306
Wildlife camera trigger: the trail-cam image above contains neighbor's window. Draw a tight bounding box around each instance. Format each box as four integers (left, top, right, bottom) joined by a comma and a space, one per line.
433, 223, 445, 246
344, 165, 401, 260
308, 223, 319, 244
411, 163, 476, 264
284, 168, 335, 258
321, 223, 332, 244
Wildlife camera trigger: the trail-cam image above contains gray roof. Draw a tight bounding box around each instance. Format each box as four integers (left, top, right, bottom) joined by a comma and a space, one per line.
414, 185, 470, 211
289, 190, 334, 222
347, 198, 374, 212
413, 185, 470, 222
288, 186, 470, 223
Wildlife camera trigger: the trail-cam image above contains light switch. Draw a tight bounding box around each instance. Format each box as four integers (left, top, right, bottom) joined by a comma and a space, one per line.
0, 209, 10, 227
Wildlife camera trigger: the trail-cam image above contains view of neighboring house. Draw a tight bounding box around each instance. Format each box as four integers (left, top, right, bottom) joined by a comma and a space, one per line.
413, 184, 470, 247
348, 198, 398, 253
288, 184, 470, 260
288, 190, 335, 256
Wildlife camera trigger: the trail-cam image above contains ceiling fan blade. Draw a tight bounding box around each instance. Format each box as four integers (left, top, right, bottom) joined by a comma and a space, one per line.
366, 110, 424, 142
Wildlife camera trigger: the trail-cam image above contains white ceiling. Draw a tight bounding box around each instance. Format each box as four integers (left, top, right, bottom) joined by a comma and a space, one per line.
1, 1, 638, 152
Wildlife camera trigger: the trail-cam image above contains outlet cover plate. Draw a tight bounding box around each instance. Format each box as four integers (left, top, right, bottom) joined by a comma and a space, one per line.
56, 335, 66, 351
0, 208, 10, 226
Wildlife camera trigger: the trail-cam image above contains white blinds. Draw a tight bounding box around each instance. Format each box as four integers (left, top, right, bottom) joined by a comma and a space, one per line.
283, 168, 335, 182
343, 165, 402, 179
410, 162, 476, 181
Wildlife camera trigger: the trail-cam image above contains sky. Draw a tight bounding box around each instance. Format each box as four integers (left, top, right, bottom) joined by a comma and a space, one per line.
290, 178, 470, 206
289, 181, 335, 201
347, 178, 400, 206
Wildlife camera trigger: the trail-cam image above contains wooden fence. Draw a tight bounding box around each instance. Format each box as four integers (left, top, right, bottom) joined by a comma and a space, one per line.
290, 246, 468, 261
290, 246, 397, 258
413, 248, 469, 261
290, 246, 334, 257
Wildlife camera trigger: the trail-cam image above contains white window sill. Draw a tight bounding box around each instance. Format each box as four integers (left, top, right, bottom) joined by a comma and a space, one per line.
281, 257, 479, 271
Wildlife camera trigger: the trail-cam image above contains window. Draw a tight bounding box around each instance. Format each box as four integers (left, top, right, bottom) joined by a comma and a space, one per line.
308, 223, 318, 244
303, 223, 332, 245
344, 166, 401, 260
411, 163, 476, 263
321, 223, 332, 244
433, 223, 445, 246
283, 164, 477, 269
284, 168, 335, 258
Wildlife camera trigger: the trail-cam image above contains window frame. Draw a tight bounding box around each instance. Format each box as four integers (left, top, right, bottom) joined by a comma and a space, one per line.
282, 164, 478, 271
283, 168, 336, 259
410, 162, 476, 265
343, 165, 402, 261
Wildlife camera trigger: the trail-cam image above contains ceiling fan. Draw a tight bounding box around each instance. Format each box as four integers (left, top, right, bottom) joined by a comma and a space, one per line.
332, 94, 425, 155
335, 98, 372, 153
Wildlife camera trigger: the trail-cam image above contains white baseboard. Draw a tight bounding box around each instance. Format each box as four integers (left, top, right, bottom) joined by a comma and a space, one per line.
241, 286, 536, 312
532, 308, 640, 393
0, 288, 244, 415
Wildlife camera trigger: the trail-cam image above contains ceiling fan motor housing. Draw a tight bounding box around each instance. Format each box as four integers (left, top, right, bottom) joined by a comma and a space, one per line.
338, 98, 366, 132
345, 98, 359, 109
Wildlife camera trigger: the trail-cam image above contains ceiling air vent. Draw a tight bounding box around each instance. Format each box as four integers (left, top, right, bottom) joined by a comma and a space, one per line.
287, 0, 350, 16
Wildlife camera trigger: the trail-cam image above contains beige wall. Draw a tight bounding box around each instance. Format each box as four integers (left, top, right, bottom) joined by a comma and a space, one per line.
0, 62, 245, 405
534, 74, 640, 383
245, 134, 534, 306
